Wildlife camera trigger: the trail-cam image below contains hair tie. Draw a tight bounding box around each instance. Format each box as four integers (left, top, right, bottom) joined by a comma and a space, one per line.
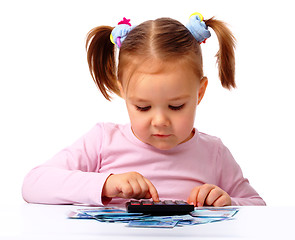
110, 17, 134, 48
186, 12, 211, 44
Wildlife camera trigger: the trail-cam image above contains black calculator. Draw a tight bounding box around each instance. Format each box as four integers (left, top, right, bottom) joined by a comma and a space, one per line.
126, 200, 194, 215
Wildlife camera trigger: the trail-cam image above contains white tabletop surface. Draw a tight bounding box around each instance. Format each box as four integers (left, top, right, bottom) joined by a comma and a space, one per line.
1, 203, 294, 240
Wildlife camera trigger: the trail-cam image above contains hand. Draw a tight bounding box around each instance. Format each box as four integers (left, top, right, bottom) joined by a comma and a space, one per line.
102, 172, 159, 202
187, 184, 231, 207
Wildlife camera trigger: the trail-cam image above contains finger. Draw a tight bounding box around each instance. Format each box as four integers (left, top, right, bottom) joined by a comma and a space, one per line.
197, 184, 214, 207
144, 178, 159, 202
205, 188, 223, 206
187, 186, 200, 207
136, 177, 150, 199
213, 194, 231, 207
127, 179, 143, 199
120, 181, 135, 199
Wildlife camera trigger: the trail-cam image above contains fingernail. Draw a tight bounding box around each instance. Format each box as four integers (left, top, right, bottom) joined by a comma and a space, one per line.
153, 197, 159, 202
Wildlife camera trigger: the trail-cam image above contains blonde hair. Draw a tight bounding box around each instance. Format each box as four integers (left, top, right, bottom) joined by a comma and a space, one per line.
86, 17, 236, 101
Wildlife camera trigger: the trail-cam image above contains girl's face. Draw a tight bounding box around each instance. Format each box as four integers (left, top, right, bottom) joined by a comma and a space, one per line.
120, 58, 207, 150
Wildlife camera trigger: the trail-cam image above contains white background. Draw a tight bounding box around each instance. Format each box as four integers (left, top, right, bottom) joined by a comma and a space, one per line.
0, 0, 294, 206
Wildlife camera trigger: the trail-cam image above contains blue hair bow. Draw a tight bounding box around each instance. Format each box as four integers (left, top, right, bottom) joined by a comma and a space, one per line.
186, 13, 211, 43
110, 18, 134, 48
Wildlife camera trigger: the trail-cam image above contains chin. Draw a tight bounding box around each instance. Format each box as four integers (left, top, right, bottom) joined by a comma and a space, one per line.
152, 142, 177, 151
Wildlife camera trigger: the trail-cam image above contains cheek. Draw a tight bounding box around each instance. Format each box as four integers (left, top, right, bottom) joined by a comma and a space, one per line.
175, 107, 196, 131
127, 106, 148, 132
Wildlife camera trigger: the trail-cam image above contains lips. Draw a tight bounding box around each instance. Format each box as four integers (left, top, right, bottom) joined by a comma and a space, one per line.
152, 134, 172, 138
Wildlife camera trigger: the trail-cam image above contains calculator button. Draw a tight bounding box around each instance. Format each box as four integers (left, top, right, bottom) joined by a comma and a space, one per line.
130, 201, 140, 205
141, 201, 153, 205
153, 201, 165, 205
164, 200, 176, 205
175, 200, 188, 205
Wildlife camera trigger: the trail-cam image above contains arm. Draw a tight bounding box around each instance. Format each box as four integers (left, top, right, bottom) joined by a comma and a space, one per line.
216, 141, 266, 206
22, 123, 110, 206
188, 140, 265, 207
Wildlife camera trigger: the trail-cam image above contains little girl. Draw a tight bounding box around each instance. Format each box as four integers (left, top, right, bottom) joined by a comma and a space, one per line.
22, 13, 266, 207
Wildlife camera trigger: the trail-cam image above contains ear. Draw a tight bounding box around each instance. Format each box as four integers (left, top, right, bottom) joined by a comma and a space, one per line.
197, 77, 208, 105
117, 81, 126, 99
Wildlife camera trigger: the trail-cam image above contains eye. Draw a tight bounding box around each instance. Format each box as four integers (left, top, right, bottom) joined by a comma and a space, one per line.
136, 106, 151, 112
169, 104, 185, 111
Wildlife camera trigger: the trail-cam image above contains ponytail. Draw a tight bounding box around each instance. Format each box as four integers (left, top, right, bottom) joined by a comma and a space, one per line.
86, 26, 120, 100
205, 18, 236, 89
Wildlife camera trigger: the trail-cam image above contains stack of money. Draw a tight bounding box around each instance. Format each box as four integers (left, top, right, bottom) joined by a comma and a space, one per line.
68, 207, 239, 228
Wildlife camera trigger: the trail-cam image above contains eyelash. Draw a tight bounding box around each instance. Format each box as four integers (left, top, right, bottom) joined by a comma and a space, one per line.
136, 106, 151, 112
169, 104, 185, 111
135, 104, 185, 112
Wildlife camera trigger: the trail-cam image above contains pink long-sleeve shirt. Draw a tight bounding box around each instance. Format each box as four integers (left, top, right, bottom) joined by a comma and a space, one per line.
22, 122, 265, 206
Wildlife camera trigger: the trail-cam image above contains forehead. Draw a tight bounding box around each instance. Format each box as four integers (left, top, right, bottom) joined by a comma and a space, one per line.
122, 58, 199, 99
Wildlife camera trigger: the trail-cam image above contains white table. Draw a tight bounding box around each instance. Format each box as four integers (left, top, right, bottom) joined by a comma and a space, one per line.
1, 203, 294, 239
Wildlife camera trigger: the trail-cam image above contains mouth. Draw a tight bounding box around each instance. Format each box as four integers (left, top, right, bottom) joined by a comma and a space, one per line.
152, 134, 172, 138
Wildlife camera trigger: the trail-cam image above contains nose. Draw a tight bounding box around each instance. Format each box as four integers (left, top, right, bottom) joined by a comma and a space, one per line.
151, 110, 170, 127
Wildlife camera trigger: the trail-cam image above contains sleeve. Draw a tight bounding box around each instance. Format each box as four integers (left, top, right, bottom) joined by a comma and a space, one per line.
215, 140, 266, 206
22, 123, 112, 206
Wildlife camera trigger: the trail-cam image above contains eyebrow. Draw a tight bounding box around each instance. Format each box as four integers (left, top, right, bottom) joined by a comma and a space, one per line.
168, 95, 190, 101
128, 97, 150, 103
129, 95, 190, 102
